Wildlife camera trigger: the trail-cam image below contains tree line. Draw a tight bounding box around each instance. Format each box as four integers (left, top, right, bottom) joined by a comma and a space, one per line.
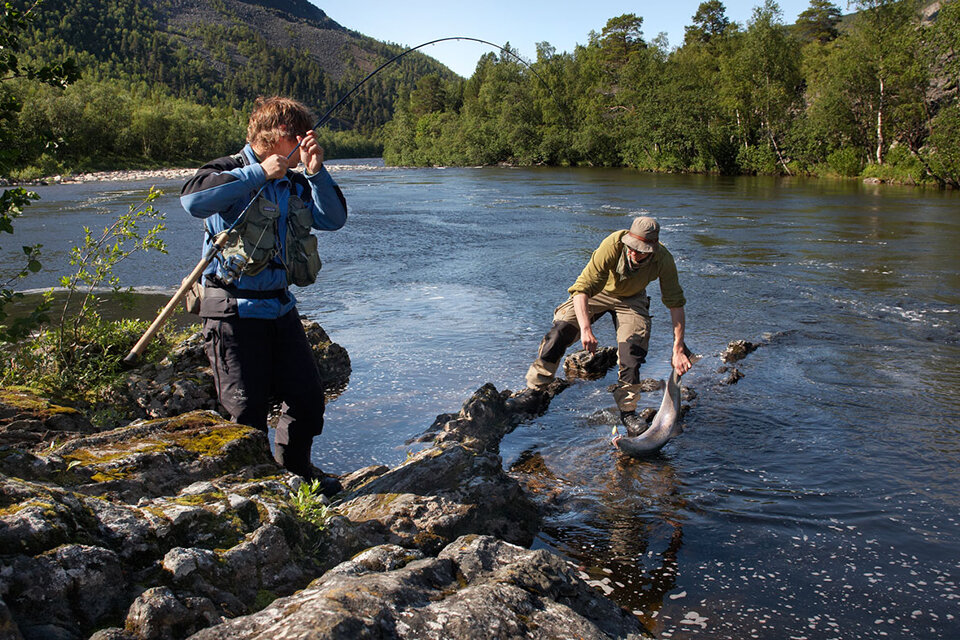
1, 0, 447, 178
383, 0, 959, 187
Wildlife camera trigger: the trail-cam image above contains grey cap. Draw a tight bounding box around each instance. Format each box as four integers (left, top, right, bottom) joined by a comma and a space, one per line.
623, 216, 660, 253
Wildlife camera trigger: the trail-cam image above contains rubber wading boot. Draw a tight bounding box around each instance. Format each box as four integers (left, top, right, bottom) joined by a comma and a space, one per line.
275, 443, 343, 497
619, 411, 648, 438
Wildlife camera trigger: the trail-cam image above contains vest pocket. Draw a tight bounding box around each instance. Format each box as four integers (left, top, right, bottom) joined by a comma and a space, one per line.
221, 196, 280, 277
285, 196, 322, 287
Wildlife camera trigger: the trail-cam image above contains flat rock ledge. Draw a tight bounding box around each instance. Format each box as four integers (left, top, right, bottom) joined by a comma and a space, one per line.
0, 336, 653, 640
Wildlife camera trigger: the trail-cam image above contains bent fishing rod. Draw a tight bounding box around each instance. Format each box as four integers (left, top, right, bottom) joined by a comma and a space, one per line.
124, 37, 562, 366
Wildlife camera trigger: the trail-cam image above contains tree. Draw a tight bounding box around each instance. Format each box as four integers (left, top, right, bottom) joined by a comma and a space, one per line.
796, 0, 842, 44
720, 0, 802, 173
596, 14, 645, 71
685, 0, 732, 44
1, 0, 77, 341
409, 74, 446, 116
849, 0, 923, 165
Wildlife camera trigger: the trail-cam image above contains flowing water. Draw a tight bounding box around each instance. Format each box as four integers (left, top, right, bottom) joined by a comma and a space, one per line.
9, 162, 959, 639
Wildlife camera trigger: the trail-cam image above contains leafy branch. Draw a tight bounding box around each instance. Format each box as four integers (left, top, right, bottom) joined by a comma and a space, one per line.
55, 186, 166, 371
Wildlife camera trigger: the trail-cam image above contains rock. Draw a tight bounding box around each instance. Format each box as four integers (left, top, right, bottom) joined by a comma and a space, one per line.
564, 347, 618, 380
0, 434, 367, 638
0, 320, 664, 640
110, 319, 350, 426
187, 536, 652, 640
339, 464, 390, 492
89, 628, 135, 640
0, 596, 22, 640
721, 367, 745, 385
0, 388, 94, 451
1, 545, 127, 639
125, 587, 219, 640
339, 440, 539, 554
720, 339, 760, 363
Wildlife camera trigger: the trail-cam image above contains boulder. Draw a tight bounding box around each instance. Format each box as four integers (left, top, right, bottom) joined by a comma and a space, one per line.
187, 536, 652, 640
0, 388, 94, 451
720, 339, 760, 363
564, 347, 618, 380
115, 319, 350, 424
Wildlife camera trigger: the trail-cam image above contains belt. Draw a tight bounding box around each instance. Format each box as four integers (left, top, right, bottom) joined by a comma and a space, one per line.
204, 280, 290, 302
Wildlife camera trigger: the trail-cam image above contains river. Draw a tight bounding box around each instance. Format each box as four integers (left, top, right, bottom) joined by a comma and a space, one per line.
7, 161, 959, 639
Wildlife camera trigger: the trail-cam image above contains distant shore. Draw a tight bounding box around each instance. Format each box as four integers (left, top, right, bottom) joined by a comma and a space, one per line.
0, 159, 392, 187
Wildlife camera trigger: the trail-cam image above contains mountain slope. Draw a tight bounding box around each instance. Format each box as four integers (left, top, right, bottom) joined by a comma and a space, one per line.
23, 0, 457, 132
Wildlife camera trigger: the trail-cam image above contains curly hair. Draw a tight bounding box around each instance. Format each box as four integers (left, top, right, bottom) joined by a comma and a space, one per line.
246, 96, 316, 151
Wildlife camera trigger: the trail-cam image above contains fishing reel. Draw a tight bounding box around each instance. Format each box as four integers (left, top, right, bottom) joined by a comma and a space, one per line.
216, 253, 248, 285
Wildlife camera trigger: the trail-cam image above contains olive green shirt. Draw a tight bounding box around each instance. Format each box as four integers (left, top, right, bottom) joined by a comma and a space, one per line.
568, 230, 686, 308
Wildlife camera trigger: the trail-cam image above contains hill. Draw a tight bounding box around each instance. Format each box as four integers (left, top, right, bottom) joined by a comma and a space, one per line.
22, 0, 458, 132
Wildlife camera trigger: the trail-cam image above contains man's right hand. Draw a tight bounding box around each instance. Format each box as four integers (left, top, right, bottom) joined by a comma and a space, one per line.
260, 154, 289, 180
580, 326, 598, 353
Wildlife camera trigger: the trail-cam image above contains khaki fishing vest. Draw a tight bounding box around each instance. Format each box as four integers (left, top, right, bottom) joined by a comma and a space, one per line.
218, 193, 322, 287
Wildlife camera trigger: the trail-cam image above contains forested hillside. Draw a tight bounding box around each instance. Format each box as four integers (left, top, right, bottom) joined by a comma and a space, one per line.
384, 0, 959, 186
2, 0, 455, 177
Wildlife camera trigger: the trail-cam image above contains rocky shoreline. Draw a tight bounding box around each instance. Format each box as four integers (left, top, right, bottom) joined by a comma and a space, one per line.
0, 324, 659, 640
0, 162, 392, 188
0, 319, 766, 639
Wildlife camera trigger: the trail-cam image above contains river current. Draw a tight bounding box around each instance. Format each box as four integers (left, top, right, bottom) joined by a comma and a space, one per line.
8, 162, 959, 639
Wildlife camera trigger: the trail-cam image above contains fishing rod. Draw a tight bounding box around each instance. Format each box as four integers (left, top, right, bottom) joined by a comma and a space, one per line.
124, 36, 563, 366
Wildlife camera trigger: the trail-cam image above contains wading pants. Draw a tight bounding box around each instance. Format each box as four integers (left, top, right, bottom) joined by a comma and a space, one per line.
202, 308, 325, 473
525, 291, 651, 412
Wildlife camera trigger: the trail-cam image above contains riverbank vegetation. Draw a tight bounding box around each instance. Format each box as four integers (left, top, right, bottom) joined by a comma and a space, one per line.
2, 0, 957, 185
384, 0, 959, 186
1, 0, 450, 178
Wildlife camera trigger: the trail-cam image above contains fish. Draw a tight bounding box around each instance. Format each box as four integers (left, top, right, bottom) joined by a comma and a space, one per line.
612, 368, 684, 457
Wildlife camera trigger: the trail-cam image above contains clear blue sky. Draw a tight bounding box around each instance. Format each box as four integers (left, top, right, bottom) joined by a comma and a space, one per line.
314, 0, 818, 77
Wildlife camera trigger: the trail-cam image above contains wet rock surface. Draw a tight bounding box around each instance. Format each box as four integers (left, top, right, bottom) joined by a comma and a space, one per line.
0, 326, 657, 639
717, 338, 763, 384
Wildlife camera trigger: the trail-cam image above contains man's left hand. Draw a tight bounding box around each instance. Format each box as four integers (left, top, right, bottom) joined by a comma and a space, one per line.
672, 345, 692, 376
297, 131, 324, 174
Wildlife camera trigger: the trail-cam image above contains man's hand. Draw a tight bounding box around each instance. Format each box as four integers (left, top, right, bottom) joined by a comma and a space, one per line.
297, 131, 324, 174
672, 344, 692, 376
580, 326, 598, 353
260, 154, 289, 180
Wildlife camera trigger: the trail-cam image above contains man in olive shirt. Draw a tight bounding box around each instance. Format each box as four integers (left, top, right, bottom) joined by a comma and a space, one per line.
525, 216, 692, 434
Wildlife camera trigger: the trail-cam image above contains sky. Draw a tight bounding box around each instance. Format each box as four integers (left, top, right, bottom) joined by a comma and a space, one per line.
314, 0, 819, 77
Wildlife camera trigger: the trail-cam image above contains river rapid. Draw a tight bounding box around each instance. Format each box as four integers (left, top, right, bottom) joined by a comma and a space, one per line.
8, 161, 959, 639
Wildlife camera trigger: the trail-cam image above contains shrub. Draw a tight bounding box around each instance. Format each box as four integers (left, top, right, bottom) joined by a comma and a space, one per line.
826, 147, 862, 177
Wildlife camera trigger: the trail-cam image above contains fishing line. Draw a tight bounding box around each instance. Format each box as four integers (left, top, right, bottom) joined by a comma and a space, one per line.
127, 36, 567, 364
224, 37, 565, 238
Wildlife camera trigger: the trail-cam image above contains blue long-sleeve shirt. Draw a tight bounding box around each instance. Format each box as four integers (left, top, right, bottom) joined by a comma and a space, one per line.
181, 144, 347, 319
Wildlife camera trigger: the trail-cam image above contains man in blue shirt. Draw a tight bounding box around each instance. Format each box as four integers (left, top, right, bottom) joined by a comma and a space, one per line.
181, 97, 347, 495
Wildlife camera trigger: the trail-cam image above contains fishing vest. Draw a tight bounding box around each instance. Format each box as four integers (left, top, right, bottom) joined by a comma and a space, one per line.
218, 184, 323, 288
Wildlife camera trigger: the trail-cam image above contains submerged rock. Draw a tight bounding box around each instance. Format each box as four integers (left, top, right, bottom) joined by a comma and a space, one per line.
720, 339, 760, 364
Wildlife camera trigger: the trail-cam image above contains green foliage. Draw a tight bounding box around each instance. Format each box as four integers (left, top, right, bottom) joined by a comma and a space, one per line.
1, 314, 179, 404
289, 479, 334, 531
54, 187, 165, 373
826, 147, 864, 176
0, 187, 170, 401
861, 145, 927, 182
376, 0, 952, 189
796, 0, 842, 44
1, 0, 78, 343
